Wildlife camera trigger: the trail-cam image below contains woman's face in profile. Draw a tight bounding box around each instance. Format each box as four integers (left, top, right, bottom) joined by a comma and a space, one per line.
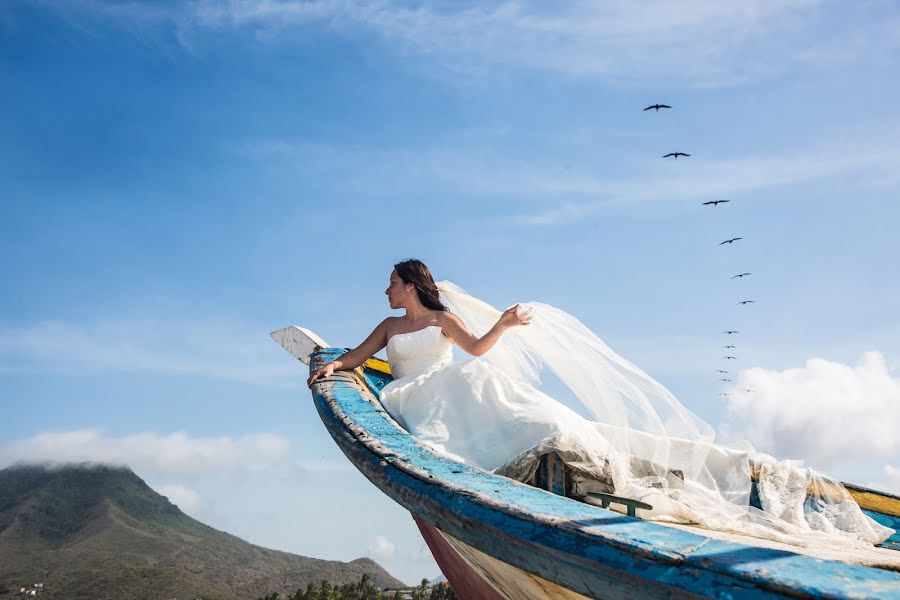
385, 270, 407, 309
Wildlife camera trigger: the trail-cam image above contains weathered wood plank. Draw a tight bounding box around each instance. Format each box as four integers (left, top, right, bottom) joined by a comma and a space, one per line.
534, 452, 567, 496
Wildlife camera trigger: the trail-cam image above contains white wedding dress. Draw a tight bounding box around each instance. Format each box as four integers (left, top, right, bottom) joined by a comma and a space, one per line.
378, 282, 893, 549
381, 325, 589, 470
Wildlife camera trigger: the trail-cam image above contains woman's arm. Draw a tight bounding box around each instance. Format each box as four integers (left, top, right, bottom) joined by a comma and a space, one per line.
307, 318, 390, 387
441, 305, 531, 357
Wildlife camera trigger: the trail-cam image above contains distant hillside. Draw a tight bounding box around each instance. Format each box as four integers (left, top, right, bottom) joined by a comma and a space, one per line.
0, 464, 405, 599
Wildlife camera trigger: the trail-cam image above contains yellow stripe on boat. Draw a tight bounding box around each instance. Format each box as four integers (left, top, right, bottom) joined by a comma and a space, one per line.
847, 487, 900, 518
362, 356, 391, 375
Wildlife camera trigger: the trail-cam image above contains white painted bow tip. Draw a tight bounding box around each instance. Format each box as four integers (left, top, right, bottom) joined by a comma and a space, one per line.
270, 326, 330, 365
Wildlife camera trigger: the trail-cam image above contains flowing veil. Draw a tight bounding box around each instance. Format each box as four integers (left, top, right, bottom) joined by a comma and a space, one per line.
436, 281, 893, 549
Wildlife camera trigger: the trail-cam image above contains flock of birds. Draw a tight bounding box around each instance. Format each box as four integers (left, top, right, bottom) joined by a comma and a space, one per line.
644, 103, 755, 399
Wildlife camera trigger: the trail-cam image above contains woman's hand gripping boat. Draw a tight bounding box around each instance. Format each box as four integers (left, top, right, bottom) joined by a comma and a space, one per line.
272, 326, 900, 600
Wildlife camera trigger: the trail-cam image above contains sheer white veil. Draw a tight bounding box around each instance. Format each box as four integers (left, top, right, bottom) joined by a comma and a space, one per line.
437, 281, 715, 473
436, 280, 894, 548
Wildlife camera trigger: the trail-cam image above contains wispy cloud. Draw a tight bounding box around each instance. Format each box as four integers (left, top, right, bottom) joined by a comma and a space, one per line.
235, 130, 900, 225
515, 146, 900, 225
367, 535, 396, 561
157, 482, 206, 517
0, 316, 299, 386
35, 1, 900, 86
0, 429, 294, 475
185, 1, 835, 83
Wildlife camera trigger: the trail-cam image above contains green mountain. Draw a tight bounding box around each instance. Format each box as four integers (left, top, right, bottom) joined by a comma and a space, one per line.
0, 464, 405, 599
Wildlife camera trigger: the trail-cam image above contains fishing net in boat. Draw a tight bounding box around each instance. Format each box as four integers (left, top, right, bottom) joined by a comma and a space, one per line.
436, 281, 893, 549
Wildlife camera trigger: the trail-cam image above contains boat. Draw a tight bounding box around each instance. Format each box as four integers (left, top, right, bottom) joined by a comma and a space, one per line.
272, 326, 900, 599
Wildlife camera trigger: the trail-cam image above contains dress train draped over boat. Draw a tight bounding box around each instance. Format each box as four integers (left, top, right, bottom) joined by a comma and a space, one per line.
378, 282, 893, 549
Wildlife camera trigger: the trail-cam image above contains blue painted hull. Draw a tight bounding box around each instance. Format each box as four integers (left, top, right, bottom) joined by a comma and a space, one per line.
309, 349, 900, 599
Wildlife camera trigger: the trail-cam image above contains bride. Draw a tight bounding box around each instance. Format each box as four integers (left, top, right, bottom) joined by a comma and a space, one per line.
307, 259, 893, 549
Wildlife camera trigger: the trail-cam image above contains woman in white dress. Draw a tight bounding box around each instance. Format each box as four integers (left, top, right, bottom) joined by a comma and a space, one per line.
307, 259, 893, 550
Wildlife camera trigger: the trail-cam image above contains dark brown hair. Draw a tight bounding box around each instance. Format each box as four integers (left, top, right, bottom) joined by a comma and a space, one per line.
394, 259, 448, 312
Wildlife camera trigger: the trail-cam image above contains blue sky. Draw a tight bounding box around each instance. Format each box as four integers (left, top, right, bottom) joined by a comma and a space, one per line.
3, 0, 900, 584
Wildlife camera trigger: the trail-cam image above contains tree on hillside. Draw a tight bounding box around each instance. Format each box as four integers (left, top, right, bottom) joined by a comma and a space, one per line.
428, 582, 455, 600
287, 583, 316, 600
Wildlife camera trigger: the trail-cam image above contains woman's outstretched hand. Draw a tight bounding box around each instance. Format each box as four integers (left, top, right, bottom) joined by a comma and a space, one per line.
307, 362, 336, 388
498, 304, 532, 330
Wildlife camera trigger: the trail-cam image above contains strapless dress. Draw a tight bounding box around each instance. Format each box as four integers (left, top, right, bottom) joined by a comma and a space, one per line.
379, 325, 587, 471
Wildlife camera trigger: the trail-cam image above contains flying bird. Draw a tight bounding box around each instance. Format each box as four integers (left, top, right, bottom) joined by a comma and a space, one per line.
702, 200, 730, 206
718, 393, 730, 397
723, 356, 737, 360
716, 370, 729, 374
663, 152, 690, 159
744, 389, 755, 393
731, 272, 752, 279
722, 345, 736, 349
719, 237, 743, 245
737, 300, 756, 305
719, 378, 732, 382
643, 104, 671, 111
722, 330, 739, 334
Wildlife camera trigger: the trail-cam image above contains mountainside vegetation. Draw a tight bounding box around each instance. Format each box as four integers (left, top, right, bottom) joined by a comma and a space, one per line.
0, 464, 405, 599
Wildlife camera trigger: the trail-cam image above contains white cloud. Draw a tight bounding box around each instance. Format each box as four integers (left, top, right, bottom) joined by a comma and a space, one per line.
0, 430, 293, 476
0, 317, 299, 386
367, 535, 396, 561
157, 483, 205, 517
722, 352, 900, 470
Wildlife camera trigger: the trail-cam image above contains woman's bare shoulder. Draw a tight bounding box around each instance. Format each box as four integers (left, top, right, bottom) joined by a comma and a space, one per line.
435, 310, 463, 327
381, 316, 402, 330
